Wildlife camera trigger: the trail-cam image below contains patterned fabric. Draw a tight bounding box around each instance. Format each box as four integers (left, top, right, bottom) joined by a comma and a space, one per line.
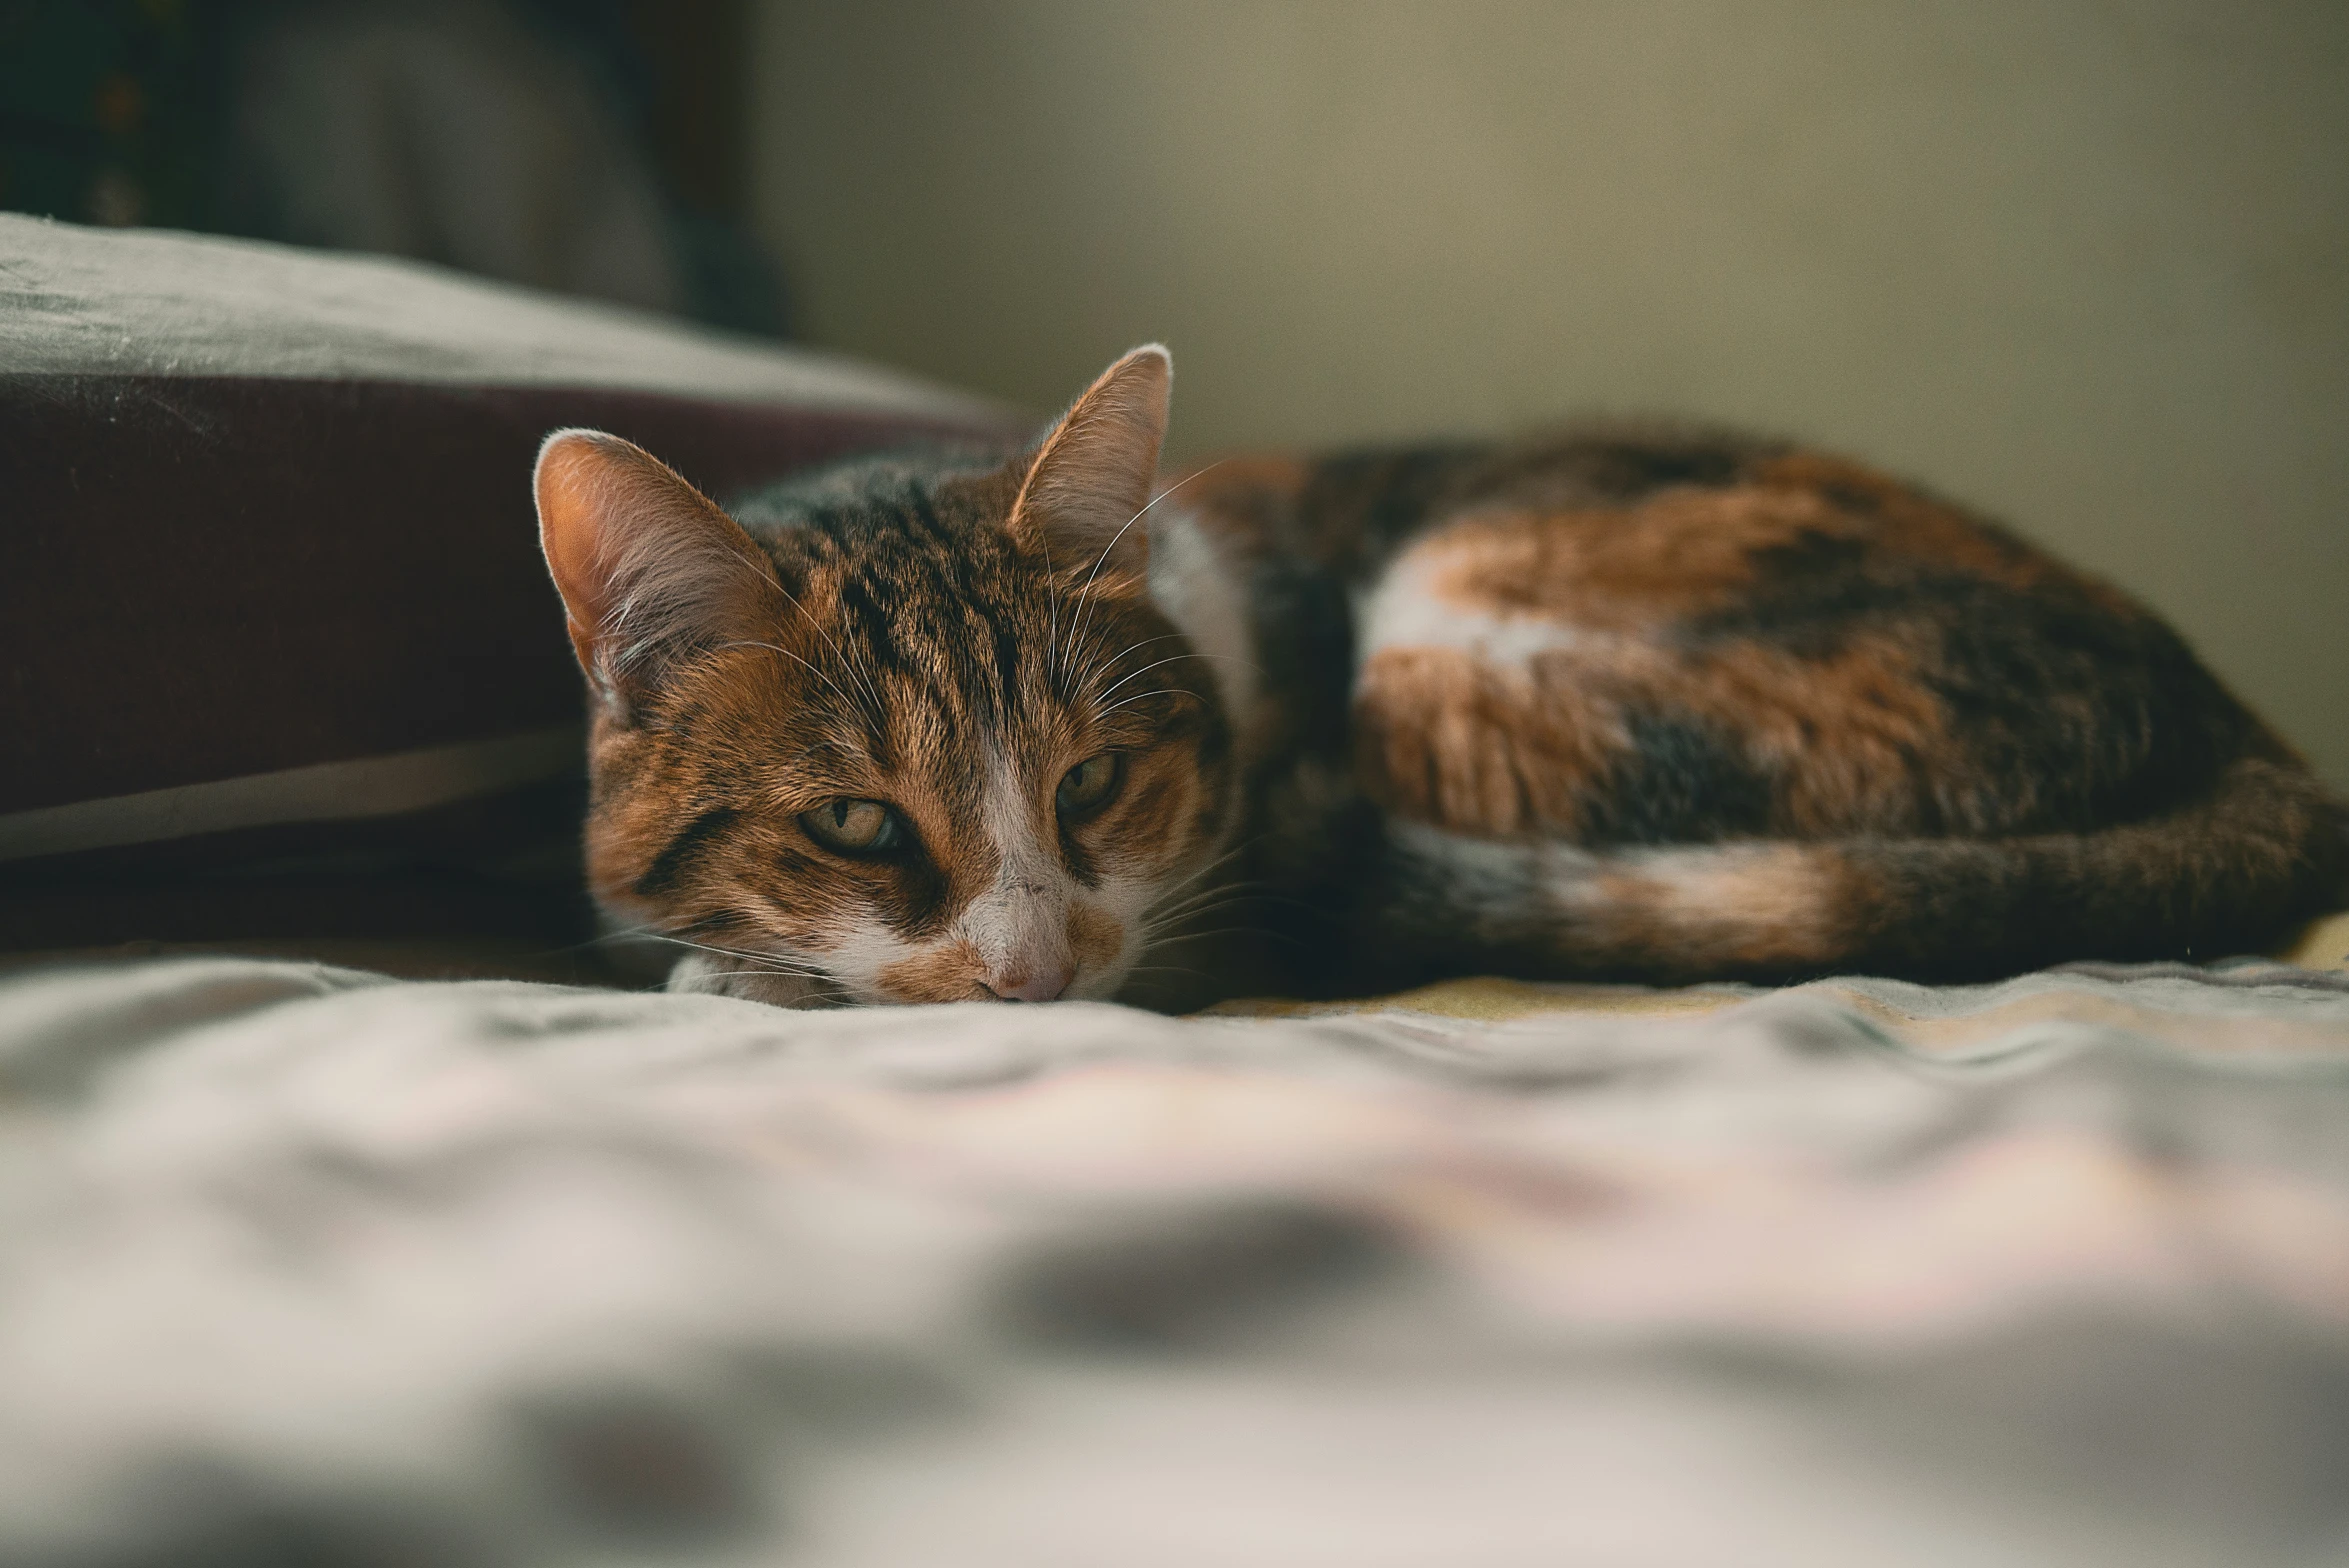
1, 953, 2346, 1564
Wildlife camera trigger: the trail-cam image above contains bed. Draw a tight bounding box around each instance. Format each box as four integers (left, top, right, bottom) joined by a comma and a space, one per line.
4, 943, 2348, 1565
5, 217, 2347, 1565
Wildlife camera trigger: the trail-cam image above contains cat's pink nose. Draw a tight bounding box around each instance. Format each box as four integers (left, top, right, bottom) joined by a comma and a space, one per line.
985, 963, 1072, 1003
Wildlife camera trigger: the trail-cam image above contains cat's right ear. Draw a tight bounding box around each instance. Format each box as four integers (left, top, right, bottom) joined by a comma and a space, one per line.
534, 429, 779, 720
1009, 344, 1172, 578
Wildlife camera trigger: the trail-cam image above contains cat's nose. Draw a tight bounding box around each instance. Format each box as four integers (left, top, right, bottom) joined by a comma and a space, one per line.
985, 962, 1072, 1003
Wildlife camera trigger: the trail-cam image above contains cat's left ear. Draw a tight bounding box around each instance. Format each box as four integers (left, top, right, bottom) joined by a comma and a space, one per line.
1009, 343, 1172, 576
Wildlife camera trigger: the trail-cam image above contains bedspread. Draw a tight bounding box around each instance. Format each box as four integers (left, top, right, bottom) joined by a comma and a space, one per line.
3, 951, 2347, 1566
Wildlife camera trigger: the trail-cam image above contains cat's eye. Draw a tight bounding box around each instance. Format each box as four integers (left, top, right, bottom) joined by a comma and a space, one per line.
1055, 753, 1124, 817
800, 798, 904, 854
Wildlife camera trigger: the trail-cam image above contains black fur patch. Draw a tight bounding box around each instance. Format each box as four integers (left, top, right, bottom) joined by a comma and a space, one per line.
1581, 711, 1776, 845
633, 807, 741, 898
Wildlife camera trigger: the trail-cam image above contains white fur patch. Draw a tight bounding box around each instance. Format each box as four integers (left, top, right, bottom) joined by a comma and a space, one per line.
664, 951, 836, 1008
1386, 822, 1832, 963
1606, 844, 1834, 935
1147, 507, 1265, 763
1355, 547, 1600, 673
820, 923, 930, 1002
961, 748, 1075, 990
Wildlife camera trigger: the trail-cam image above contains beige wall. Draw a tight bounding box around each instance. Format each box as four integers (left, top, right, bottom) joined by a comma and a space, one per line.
749, 1, 2349, 786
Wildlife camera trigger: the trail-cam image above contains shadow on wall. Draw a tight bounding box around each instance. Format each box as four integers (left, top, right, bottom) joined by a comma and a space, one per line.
0, 0, 785, 335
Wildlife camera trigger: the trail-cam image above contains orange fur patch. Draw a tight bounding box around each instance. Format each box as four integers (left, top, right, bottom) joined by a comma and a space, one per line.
878, 940, 991, 1003
1586, 845, 1852, 969
1069, 901, 1125, 971
1349, 474, 1979, 841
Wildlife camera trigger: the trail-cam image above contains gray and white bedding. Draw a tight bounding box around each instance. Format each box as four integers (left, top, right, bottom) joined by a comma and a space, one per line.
3, 948, 2347, 1566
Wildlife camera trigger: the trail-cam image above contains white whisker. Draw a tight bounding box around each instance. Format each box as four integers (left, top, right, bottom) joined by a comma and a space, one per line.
782, 581, 889, 719
634, 928, 833, 979
1144, 836, 1263, 911
1063, 459, 1230, 684
1065, 629, 1184, 698
1144, 889, 1278, 933
714, 638, 865, 715
1088, 650, 1227, 705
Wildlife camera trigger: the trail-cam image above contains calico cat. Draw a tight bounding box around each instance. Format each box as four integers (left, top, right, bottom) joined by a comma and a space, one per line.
533, 345, 2345, 1007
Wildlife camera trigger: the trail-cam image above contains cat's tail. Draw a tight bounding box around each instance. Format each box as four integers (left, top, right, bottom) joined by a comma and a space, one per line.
1379, 755, 2349, 983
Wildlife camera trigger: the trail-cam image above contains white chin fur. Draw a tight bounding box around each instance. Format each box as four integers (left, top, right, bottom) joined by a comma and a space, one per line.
665, 952, 842, 1009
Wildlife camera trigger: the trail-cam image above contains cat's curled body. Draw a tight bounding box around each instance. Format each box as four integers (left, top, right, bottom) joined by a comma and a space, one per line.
534, 346, 2344, 1008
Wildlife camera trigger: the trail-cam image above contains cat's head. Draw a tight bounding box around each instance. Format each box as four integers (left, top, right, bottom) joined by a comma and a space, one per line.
534, 346, 1243, 1005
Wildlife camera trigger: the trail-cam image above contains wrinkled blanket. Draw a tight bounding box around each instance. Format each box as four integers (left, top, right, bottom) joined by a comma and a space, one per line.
4, 950, 2349, 1567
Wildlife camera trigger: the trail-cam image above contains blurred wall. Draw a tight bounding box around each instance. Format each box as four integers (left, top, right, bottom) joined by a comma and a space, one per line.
748, 1, 2349, 786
